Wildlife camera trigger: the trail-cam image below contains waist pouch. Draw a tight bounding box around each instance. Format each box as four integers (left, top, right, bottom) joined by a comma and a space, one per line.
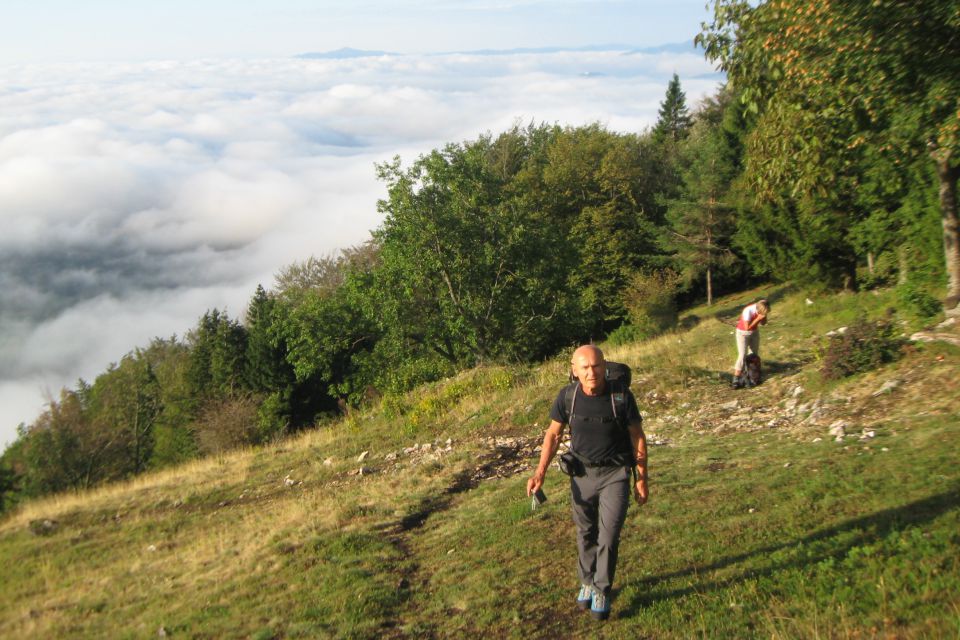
558, 451, 585, 477
559, 451, 631, 476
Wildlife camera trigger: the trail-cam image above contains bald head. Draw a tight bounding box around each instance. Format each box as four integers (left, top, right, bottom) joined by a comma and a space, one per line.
571, 344, 606, 395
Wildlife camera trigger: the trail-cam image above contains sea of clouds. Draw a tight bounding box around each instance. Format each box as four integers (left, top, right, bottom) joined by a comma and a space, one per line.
0, 48, 721, 448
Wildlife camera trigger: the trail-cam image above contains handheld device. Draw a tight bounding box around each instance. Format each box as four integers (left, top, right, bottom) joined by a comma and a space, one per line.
531, 488, 547, 510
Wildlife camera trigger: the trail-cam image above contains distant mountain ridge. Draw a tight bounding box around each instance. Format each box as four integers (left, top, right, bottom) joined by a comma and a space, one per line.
295, 42, 698, 59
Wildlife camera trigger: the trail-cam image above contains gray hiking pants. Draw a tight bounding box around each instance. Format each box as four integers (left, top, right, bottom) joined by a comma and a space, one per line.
570, 465, 631, 594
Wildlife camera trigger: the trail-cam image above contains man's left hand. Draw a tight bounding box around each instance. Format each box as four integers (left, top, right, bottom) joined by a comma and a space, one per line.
634, 479, 648, 505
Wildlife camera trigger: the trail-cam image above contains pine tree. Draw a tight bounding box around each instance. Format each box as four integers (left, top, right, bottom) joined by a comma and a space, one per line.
654, 74, 693, 143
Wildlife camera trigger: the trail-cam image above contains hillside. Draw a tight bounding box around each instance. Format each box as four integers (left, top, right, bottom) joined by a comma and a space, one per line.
1, 284, 958, 639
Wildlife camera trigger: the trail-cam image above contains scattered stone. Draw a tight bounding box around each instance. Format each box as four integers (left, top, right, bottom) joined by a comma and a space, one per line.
881, 447, 890, 452
812, 437, 823, 443
936, 317, 956, 330
284, 475, 296, 486
158, 627, 167, 638
384, 452, 398, 462
147, 544, 157, 552
323, 458, 334, 466
825, 326, 848, 337
860, 430, 876, 440
28, 519, 59, 536
357, 451, 369, 462
792, 386, 804, 398
720, 399, 740, 411
828, 420, 848, 438
910, 331, 960, 347
784, 462, 792, 468
872, 379, 902, 396
748, 508, 756, 513
805, 298, 814, 305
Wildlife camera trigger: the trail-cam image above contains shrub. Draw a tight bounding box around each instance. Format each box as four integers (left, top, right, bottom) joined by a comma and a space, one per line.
605, 323, 653, 346
896, 281, 942, 319
622, 269, 681, 338
192, 395, 261, 454
858, 251, 897, 290
819, 316, 904, 380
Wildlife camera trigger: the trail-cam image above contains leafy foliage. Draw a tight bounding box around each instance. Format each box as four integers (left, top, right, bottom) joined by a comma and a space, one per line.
699, 0, 960, 298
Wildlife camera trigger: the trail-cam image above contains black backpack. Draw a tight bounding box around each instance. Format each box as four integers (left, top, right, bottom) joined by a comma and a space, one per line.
564, 361, 632, 429
736, 353, 762, 388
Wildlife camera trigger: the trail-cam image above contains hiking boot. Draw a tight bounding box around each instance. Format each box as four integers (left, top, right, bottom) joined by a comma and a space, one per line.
590, 589, 610, 620
576, 584, 593, 610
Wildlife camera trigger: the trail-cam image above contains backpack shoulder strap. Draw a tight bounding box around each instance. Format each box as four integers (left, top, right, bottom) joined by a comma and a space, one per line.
608, 379, 630, 429
563, 381, 580, 423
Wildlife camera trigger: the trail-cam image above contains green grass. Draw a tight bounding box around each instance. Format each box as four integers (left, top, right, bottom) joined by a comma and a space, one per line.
1, 284, 958, 638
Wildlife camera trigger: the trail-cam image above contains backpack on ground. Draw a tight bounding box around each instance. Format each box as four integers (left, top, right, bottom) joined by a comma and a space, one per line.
738, 353, 762, 388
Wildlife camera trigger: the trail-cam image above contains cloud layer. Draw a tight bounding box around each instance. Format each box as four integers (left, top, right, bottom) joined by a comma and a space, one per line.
0, 49, 721, 448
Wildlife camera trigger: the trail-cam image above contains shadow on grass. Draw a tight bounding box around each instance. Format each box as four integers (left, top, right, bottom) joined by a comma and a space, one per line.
617, 487, 960, 617
673, 361, 804, 386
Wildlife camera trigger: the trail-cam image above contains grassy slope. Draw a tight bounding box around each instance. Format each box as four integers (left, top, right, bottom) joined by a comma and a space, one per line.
1, 284, 958, 639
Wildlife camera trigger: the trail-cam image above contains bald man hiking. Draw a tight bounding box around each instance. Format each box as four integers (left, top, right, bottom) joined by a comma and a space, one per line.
527, 344, 648, 621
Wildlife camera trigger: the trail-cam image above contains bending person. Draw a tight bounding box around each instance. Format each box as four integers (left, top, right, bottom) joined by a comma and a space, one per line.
733, 298, 769, 388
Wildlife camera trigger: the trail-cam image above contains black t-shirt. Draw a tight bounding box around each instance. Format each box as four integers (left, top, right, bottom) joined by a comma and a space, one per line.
549, 382, 641, 463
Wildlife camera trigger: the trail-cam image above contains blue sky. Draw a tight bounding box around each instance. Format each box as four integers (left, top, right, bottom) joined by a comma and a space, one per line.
2, 0, 714, 63
0, 1, 722, 449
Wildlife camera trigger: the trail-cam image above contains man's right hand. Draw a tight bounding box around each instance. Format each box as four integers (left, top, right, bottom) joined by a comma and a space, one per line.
526, 472, 544, 497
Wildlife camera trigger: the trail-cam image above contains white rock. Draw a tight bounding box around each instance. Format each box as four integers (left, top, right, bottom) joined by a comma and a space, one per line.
872, 379, 902, 396
323, 458, 333, 466
828, 421, 847, 437
784, 462, 792, 468
792, 386, 804, 398
805, 298, 814, 305
147, 544, 157, 552
385, 452, 398, 462
812, 437, 823, 443
357, 451, 369, 462
720, 399, 740, 411
748, 508, 756, 513
860, 430, 876, 439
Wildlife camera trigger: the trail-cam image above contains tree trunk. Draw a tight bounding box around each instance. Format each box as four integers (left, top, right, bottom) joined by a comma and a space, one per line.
932, 146, 960, 309
867, 251, 875, 275
706, 266, 713, 307
897, 245, 909, 285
